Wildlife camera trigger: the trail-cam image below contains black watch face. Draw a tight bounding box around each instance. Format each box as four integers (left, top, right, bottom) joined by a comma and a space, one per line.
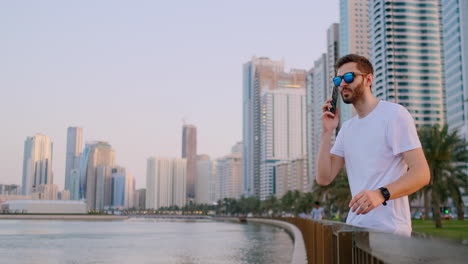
380, 187, 390, 200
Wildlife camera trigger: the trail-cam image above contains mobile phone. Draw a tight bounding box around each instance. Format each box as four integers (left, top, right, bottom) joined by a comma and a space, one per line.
329, 86, 339, 114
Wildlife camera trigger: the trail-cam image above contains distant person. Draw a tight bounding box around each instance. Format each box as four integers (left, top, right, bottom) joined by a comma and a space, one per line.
311, 201, 324, 220
316, 54, 430, 237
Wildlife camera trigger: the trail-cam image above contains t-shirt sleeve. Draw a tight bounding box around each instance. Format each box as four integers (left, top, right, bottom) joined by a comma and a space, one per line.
330, 127, 345, 157
387, 106, 422, 155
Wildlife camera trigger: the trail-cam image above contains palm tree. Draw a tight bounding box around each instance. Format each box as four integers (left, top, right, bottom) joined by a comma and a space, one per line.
296, 192, 315, 216
261, 195, 280, 216
280, 190, 302, 215
312, 170, 351, 221
418, 124, 468, 228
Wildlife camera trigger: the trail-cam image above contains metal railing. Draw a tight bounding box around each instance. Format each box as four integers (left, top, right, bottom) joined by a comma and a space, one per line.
275, 217, 468, 264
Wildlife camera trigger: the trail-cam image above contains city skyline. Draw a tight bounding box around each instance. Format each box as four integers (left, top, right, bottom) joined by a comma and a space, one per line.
0, 0, 339, 190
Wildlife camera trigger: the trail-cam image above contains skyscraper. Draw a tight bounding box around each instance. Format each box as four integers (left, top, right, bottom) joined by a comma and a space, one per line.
182, 124, 197, 201
21, 134, 54, 195
195, 154, 212, 204
217, 144, 243, 200
64, 127, 83, 199
370, 0, 444, 126
339, 0, 371, 58
146, 157, 186, 209
243, 57, 307, 197
307, 54, 328, 189
111, 167, 135, 209
441, 0, 468, 140
172, 158, 187, 207
84, 141, 115, 211
260, 87, 306, 199
79, 142, 94, 200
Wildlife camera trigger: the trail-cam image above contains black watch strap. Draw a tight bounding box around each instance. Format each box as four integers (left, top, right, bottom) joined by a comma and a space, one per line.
379, 187, 390, 206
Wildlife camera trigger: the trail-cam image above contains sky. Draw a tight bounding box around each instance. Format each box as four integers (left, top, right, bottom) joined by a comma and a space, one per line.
0, 0, 339, 189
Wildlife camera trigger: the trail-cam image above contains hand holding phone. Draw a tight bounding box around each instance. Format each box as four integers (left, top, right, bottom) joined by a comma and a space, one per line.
329, 86, 339, 114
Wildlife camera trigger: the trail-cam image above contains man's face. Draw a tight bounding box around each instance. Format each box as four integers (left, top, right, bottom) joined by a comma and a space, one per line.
335, 62, 366, 104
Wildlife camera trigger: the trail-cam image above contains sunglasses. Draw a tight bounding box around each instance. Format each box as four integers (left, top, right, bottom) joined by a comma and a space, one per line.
333, 72, 367, 87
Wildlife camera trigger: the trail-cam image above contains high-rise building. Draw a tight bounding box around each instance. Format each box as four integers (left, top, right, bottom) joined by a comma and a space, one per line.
182, 124, 197, 201
260, 87, 306, 199
339, 0, 371, 122
307, 54, 328, 189
196, 154, 213, 204
31, 184, 58, 200
146, 157, 186, 209
79, 142, 94, 200
134, 189, 146, 210
21, 134, 54, 195
275, 157, 308, 198
339, 0, 371, 58
84, 142, 115, 211
0, 184, 20, 195
64, 127, 83, 197
441, 0, 468, 140
111, 167, 135, 209
58, 190, 70, 200
370, 0, 444, 126
243, 57, 307, 197
217, 145, 243, 200
69, 169, 80, 200
172, 158, 187, 208
305, 68, 315, 190
210, 160, 219, 203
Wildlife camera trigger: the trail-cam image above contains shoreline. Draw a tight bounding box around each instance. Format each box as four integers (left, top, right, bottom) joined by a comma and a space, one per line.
0, 214, 129, 220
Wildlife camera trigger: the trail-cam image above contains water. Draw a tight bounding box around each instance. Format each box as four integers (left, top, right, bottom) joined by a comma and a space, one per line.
0, 218, 293, 264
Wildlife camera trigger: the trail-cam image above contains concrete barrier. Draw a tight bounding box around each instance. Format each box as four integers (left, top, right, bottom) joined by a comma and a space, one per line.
248, 218, 308, 264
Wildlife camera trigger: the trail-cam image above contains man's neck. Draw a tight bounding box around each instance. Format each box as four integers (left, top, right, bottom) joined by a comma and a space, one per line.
353, 94, 379, 119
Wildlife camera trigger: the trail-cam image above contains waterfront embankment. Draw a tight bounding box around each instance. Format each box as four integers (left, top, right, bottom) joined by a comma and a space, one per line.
0, 214, 128, 220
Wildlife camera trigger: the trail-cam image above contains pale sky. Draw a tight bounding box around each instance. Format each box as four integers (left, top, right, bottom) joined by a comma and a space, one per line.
0, 0, 339, 189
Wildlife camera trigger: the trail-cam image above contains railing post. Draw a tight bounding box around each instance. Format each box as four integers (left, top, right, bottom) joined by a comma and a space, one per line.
315, 222, 324, 264
321, 224, 333, 264
337, 231, 352, 264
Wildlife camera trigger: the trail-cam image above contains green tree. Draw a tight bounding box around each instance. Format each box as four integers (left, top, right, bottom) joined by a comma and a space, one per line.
280, 190, 302, 215
312, 170, 351, 221
296, 192, 315, 216
261, 195, 280, 216
418, 124, 468, 228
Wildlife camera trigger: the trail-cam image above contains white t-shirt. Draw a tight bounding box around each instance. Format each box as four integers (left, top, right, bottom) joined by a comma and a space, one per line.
330, 100, 421, 236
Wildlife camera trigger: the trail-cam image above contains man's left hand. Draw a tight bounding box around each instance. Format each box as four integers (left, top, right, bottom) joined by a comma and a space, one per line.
349, 190, 385, 215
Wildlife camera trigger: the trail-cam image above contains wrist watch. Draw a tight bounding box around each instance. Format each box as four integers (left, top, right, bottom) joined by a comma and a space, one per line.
379, 187, 390, 206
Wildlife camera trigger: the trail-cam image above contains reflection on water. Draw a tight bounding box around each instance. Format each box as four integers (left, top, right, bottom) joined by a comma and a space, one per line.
0, 218, 293, 264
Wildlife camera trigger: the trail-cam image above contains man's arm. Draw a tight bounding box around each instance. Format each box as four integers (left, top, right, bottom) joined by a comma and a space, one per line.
316, 99, 345, 186
350, 148, 430, 215
316, 131, 345, 186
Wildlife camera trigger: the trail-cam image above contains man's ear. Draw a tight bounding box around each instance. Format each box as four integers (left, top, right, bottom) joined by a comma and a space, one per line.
366, 73, 373, 88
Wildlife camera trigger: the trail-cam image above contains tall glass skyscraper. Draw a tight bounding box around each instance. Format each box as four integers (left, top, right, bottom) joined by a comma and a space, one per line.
182, 124, 197, 201
441, 0, 468, 140
243, 57, 306, 197
64, 127, 83, 198
340, 0, 371, 123
370, 0, 444, 126
260, 87, 306, 200
84, 141, 115, 211
21, 134, 54, 195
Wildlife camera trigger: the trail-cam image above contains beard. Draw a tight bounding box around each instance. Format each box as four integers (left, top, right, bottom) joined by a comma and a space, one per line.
341, 79, 365, 104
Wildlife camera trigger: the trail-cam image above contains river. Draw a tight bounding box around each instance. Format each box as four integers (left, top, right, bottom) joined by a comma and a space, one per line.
0, 218, 293, 264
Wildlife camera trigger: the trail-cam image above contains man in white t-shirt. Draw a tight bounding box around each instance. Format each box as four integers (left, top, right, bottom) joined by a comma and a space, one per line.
316, 54, 430, 236
311, 201, 325, 220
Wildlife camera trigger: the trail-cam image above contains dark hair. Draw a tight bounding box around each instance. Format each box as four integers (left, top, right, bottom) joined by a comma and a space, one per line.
314, 201, 320, 206
334, 54, 373, 75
